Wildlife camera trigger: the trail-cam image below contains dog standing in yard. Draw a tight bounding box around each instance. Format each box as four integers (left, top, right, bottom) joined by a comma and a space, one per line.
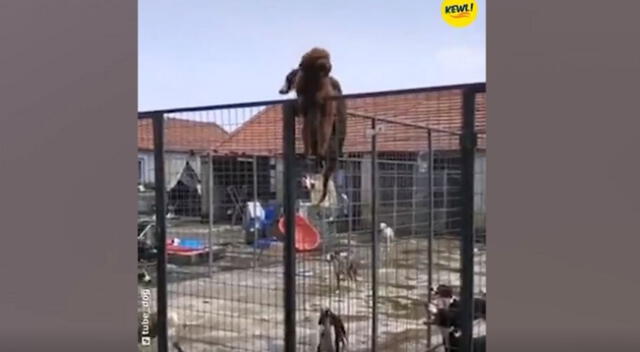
317, 308, 348, 352
424, 284, 487, 352
326, 250, 359, 294
426, 284, 487, 323
379, 222, 395, 260
379, 222, 395, 247
138, 267, 152, 285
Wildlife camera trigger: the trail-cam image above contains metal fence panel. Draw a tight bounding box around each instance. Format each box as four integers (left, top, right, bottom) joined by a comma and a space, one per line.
136, 84, 486, 352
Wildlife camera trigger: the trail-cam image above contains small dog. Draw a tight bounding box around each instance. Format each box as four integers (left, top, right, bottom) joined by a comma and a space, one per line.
326, 250, 358, 293
425, 284, 487, 352
379, 222, 395, 258
317, 308, 348, 352
138, 267, 152, 285
302, 173, 337, 208
424, 285, 455, 324
445, 296, 487, 322
426, 285, 487, 323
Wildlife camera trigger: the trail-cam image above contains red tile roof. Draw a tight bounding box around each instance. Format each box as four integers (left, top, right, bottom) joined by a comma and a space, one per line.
138, 117, 229, 152
217, 87, 487, 155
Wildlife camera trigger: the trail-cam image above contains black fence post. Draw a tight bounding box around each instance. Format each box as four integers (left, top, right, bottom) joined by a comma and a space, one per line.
152, 113, 169, 352
459, 88, 478, 352
282, 101, 297, 352
427, 129, 434, 350
370, 118, 379, 352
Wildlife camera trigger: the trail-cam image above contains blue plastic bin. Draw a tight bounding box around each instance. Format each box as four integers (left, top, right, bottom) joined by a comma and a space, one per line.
177, 238, 205, 250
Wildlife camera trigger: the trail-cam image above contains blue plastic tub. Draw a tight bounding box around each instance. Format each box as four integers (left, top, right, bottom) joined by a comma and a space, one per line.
177, 238, 205, 250
262, 204, 278, 226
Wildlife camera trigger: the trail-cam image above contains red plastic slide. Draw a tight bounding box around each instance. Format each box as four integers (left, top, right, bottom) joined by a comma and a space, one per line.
278, 214, 321, 251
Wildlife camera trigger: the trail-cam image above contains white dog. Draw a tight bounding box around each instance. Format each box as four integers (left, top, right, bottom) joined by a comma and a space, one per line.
379, 222, 395, 247
302, 173, 337, 208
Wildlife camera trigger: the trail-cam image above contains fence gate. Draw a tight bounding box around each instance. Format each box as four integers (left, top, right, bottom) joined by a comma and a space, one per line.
137, 83, 486, 352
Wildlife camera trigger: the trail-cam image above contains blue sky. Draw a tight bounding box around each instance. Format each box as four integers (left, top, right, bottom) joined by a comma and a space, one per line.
138, 0, 485, 111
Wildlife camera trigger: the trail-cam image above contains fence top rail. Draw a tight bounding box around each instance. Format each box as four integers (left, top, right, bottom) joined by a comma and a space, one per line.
347, 111, 461, 136
137, 82, 485, 117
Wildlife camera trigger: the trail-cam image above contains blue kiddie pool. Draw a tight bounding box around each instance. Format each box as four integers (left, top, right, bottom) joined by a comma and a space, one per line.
170, 237, 205, 250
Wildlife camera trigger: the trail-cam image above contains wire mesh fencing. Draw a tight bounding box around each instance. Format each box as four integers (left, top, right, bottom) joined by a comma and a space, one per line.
136, 84, 486, 352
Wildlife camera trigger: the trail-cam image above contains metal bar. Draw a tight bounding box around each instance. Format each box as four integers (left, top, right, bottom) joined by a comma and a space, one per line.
273, 151, 462, 163
443, 171, 448, 228
152, 114, 168, 352
321, 199, 327, 257
371, 117, 379, 352
253, 155, 259, 268
459, 88, 478, 352
207, 153, 214, 277
183, 152, 419, 162
282, 101, 297, 352
392, 164, 398, 235
427, 130, 434, 350
343, 156, 429, 166
348, 111, 461, 136
347, 160, 353, 253
137, 82, 485, 116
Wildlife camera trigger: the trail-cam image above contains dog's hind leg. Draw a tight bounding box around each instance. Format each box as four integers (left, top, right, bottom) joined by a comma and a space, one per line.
314, 155, 323, 174
310, 108, 322, 156
316, 104, 336, 160
349, 265, 358, 291
172, 341, 185, 352
302, 113, 312, 158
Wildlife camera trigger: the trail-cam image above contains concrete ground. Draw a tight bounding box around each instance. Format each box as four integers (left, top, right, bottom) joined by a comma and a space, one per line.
138, 220, 486, 352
